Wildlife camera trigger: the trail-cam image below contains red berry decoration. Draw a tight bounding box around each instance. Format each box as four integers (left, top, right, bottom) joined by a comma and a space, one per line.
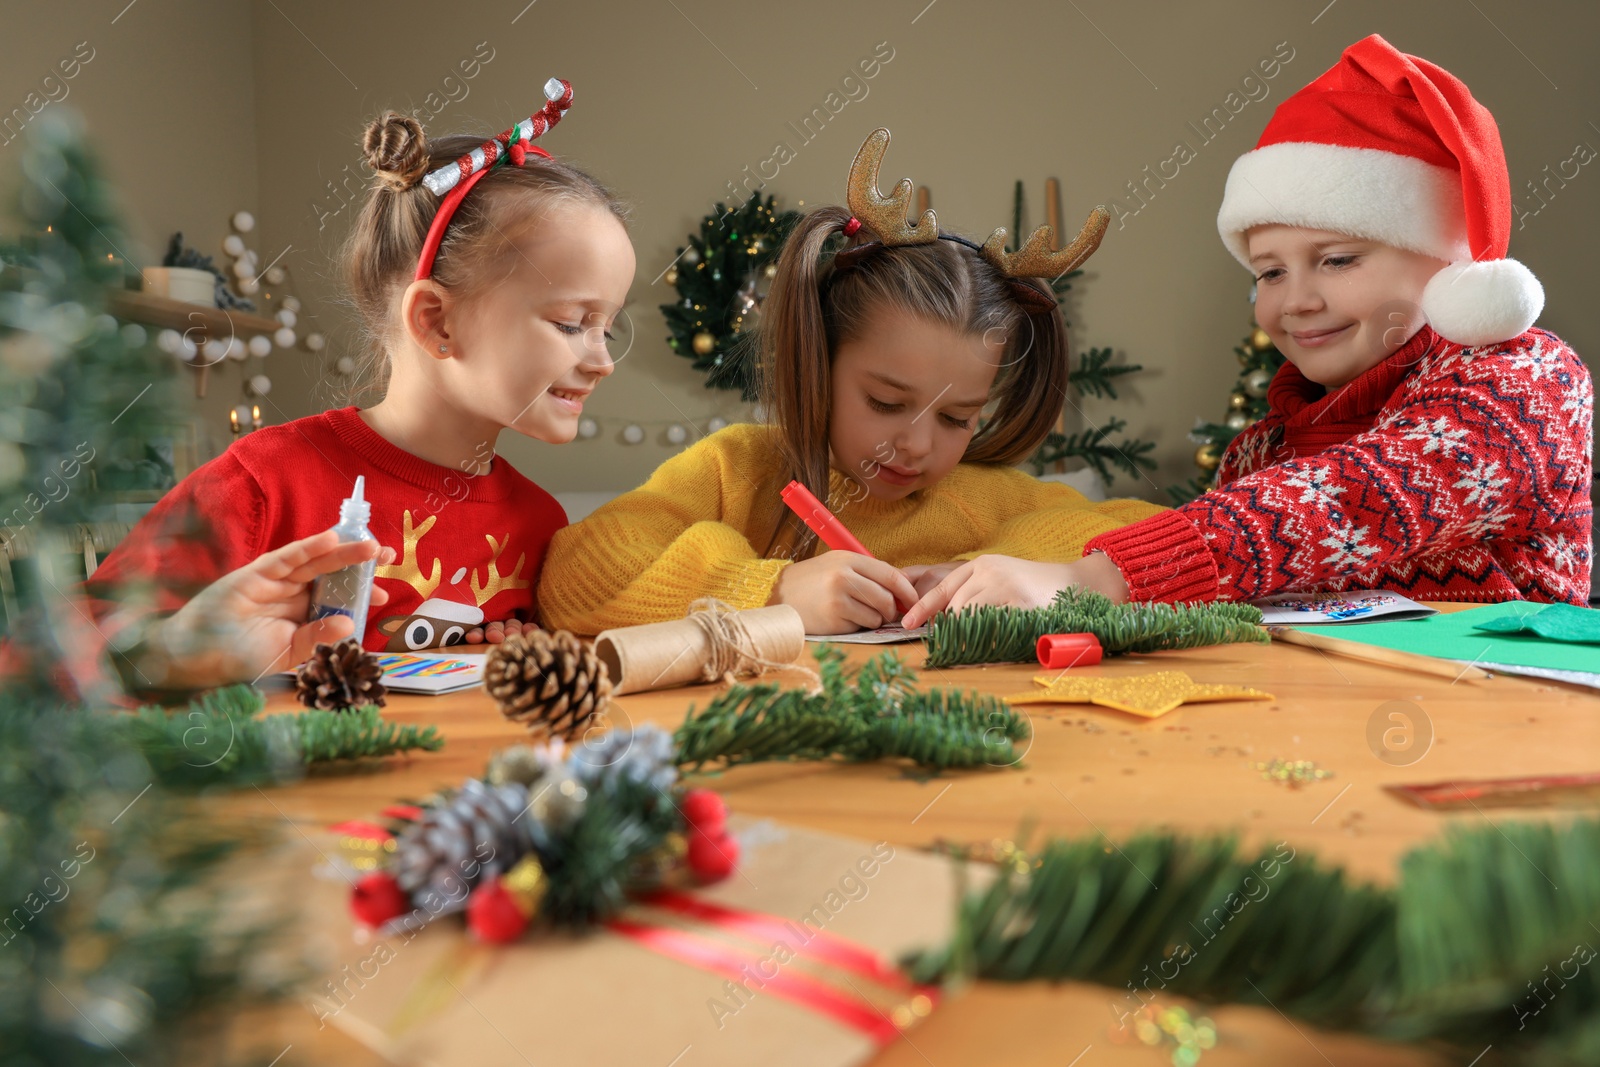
686, 829, 740, 883
680, 789, 727, 836
350, 871, 410, 928
467, 878, 531, 943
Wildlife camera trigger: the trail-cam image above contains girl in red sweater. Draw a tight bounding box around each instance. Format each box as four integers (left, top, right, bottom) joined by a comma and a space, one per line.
90, 80, 635, 688
904, 36, 1592, 625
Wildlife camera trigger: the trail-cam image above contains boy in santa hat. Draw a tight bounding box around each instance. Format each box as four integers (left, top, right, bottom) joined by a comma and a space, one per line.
903, 34, 1592, 622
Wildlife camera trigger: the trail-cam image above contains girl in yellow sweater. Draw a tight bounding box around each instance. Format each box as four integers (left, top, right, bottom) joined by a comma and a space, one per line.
538, 129, 1164, 635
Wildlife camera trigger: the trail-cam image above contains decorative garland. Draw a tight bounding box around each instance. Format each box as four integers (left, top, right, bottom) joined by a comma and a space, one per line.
346, 725, 738, 942
660, 193, 800, 399
924, 589, 1267, 668
905, 819, 1600, 1065
674, 645, 1029, 771
129, 684, 442, 788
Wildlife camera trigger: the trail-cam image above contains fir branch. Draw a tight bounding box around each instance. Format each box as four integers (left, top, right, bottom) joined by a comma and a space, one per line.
674, 647, 1029, 772
128, 684, 442, 788
1069, 346, 1144, 400
1026, 417, 1157, 485
905, 819, 1600, 1065
924, 588, 1267, 668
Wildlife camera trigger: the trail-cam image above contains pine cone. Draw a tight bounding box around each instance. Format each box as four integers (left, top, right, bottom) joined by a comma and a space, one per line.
294, 638, 387, 711
485, 628, 612, 739
391, 778, 537, 912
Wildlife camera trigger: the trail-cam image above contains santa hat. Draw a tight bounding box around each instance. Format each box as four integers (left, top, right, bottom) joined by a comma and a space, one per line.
1217, 34, 1542, 348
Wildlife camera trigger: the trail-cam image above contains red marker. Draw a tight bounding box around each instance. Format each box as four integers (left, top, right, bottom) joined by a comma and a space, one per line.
780, 480, 874, 557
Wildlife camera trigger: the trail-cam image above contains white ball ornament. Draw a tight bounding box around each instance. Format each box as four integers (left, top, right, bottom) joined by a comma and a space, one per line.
222, 234, 245, 257
177, 335, 198, 361
274, 327, 296, 348
280, 295, 300, 312
335, 355, 356, 375
119, 323, 146, 349
248, 334, 272, 358
249, 374, 272, 396
577, 417, 598, 439
231, 211, 255, 233
622, 424, 644, 445
275, 308, 297, 328
226, 337, 248, 361
156, 329, 181, 354
232, 259, 252, 279
239, 278, 259, 295
201, 338, 228, 364
265, 267, 287, 285
666, 424, 688, 445
304, 332, 325, 352
706, 416, 728, 433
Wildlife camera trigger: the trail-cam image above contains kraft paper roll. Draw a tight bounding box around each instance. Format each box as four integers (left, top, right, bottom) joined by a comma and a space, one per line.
593, 602, 806, 695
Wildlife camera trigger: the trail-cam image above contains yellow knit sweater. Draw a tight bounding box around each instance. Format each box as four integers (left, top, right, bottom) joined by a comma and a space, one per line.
537, 423, 1166, 634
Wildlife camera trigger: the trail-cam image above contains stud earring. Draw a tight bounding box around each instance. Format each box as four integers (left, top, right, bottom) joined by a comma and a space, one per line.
438, 344, 448, 353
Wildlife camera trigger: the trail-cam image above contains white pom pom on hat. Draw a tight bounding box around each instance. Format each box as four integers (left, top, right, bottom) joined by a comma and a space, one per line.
1216, 34, 1543, 348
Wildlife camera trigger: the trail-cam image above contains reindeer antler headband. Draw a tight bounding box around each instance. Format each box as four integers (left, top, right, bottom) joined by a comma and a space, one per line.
839, 128, 1110, 302
413, 77, 574, 280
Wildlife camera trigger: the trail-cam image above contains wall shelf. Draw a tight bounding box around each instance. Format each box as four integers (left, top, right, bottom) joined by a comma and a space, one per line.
107, 289, 280, 397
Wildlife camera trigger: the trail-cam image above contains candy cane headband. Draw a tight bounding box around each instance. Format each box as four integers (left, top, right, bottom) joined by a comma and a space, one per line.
413, 77, 574, 281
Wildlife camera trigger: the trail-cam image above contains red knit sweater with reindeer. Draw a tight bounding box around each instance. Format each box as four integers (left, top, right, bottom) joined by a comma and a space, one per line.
87, 407, 566, 652
1085, 326, 1593, 605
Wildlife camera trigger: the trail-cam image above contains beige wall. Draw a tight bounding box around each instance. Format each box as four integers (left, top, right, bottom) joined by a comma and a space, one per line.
5, 0, 1597, 498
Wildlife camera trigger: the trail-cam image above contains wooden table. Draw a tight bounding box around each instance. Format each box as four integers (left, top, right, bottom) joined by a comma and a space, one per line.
232, 608, 1600, 1067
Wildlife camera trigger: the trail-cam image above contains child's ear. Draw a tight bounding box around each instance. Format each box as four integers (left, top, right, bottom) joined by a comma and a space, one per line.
400, 279, 454, 360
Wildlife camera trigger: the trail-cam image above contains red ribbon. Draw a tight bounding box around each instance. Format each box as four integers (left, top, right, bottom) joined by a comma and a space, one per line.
606, 891, 938, 1045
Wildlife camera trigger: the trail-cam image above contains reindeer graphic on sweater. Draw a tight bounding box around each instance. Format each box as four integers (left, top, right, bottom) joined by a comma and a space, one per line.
372, 510, 531, 651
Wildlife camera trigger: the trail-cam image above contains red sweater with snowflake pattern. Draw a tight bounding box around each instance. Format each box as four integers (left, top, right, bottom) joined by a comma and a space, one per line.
86, 407, 567, 653
1084, 326, 1593, 605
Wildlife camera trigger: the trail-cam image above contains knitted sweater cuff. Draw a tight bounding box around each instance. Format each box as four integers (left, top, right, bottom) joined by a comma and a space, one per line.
1084, 509, 1220, 603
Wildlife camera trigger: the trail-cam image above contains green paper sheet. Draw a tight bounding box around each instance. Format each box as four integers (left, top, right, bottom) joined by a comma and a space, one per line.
1295, 602, 1600, 674
1474, 603, 1600, 645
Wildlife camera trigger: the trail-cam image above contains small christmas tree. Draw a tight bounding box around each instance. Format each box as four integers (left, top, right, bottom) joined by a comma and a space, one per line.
1169, 309, 1286, 504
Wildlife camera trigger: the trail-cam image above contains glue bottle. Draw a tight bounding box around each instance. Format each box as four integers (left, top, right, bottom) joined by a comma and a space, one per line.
309, 475, 377, 641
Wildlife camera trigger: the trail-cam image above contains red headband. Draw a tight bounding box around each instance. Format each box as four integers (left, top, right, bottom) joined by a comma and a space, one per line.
414, 78, 572, 281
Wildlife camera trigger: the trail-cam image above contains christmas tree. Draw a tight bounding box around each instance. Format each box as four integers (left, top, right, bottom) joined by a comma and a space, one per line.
1169, 311, 1285, 503
0, 112, 296, 1063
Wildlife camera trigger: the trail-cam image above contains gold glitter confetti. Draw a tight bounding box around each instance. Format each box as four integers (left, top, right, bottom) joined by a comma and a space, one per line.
1254, 758, 1334, 787
1002, 671, 1274, 719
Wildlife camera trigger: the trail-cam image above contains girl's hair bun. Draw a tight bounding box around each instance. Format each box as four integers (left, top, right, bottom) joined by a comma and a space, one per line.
362, 111, 430, 193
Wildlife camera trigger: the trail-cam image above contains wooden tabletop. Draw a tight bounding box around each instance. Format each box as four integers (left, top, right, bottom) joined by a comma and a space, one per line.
232, 607, 1600, 1067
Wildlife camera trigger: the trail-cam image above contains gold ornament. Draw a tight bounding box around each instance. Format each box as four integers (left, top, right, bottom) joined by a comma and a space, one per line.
1253, 758, 1334, 788
763, 263, 778, 280
1004, 671, 1273, 719
664, 265, 678, 286
1250, 327, 1273, 350
502, 854, 547, 917
1225, 411, 1248, 430
692, 331, 716, 356
1229, 392, 1249, 410
1243, 367, 1272, 398
1194, 443, 1222, 472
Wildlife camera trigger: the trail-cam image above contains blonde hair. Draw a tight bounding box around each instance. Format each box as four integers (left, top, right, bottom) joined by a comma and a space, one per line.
338, 110, 629, 398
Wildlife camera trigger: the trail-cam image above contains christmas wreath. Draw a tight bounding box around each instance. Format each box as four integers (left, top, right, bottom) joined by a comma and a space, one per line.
660, 193, 799, 399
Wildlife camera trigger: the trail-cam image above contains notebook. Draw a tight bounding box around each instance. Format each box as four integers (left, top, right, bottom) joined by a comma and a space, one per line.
372, 651, 485, 694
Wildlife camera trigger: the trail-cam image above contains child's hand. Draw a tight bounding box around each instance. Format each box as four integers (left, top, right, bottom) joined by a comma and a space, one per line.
464, 618, 527, 645
900, 553, 1129, 629
148, 531, 396, 689
768, 552, 920, 635
901, 562, 964, 600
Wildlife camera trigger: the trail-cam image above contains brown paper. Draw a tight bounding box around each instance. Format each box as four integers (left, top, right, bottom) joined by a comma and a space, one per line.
594, 604, 805, 695
301, 818, 976, 1067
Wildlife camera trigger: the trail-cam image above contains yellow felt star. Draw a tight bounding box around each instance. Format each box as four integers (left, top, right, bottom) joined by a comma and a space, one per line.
1002, 671, 1274, 719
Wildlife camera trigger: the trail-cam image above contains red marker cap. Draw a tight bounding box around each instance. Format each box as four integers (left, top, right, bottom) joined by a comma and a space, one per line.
1036, 632, 1103, 669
